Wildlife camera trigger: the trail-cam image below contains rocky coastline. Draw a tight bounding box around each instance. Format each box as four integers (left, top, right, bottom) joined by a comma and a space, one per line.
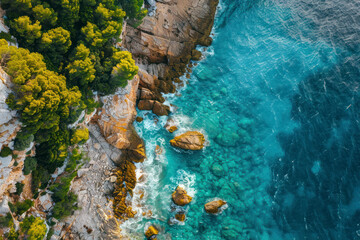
0, 0, 219, 239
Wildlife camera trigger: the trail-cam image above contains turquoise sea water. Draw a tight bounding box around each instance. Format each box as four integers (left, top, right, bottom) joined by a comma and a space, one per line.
126, 0, 360, 239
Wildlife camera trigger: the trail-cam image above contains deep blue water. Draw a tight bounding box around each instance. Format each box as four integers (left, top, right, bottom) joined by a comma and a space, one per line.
124, 0, 360, 239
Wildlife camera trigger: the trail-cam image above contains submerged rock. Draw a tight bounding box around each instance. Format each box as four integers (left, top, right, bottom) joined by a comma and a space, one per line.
204, 199, 227, 214
172, 186, 192, 206
215, 130, 240, 147
170, 131, 205, 150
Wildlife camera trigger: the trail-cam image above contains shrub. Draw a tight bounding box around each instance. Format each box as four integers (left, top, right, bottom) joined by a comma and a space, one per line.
9, 199, 33, 215
27, 217, 47, 240
52, 192, 78, 220
14, 132, 34, 151
71, 128, 89, 145
0, 213, 12, 227
0, 146, 12, 157
23, 157, 37, 175
15, 182, 24, 195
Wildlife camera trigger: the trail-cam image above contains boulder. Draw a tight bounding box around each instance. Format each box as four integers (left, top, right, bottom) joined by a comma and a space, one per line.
138, 100, 170, 116
172, 186, 192, 206
136, 116, 143, 122
170, 131, 205, 150
175, 213, 186, 222
204, 199, 227, 214
145, 225, 158, 239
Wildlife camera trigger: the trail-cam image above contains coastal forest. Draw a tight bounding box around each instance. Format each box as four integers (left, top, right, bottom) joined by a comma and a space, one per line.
0, 0, 145, 239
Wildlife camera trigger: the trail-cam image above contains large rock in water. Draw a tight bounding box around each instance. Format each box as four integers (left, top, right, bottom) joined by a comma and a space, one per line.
172, 186, 192, 206
170, 131, 205, 150
204, 199, 227, 214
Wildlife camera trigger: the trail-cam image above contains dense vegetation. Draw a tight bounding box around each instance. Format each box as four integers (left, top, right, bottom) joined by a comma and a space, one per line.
0, 0, 145, 236
0, 0, 143, 184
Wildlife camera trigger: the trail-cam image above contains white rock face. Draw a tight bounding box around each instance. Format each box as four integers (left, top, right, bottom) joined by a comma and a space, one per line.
58, 127, 124, 239
0, 67, 24, 202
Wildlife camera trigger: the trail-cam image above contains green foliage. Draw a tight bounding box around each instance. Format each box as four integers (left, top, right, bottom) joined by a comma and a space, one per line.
0, 146, 12, 157
40, 27, 72, 66
6, 223, 19, 240
19, 216, 47, 240
10, 16, 41, 48
111, 51, 139, 87
15, 182, 25, 195
67, 44, 96, 86
35, 126, 70, 173
50, 171, 77, 202
71, 128, 89, 145
14, 132, 34, 151
0, 40, 81, 137
81, 22, 105, 48
20, 215, 35, 233
65, 148, 82, 172
31, 167, 51, 193
9, 199, 34, 216
0, 213, 12, 227
27, 217, 47, 240
52, 192, 77, 220
0, 0, 32, 19
46, 228, 54, 240
32, 5, 58, 29
23, 157, 37, 175
119, 0, 145, 19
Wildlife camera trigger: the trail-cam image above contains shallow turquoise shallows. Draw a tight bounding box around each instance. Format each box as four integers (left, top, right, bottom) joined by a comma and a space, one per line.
127, 0, 360, 239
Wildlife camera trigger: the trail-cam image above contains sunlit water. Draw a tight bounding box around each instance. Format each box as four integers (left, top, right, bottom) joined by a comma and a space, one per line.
122, 0, 360, 239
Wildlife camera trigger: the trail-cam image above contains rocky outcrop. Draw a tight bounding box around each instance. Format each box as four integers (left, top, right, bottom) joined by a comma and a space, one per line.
170, 131, 205, 150
204, 199, 227, 214
125, 0, 219, 115
97, 76, 140, 150
172, 186, 192, 206
60, 127, 123, 239
125, 0, 218, 65
136, 69, 171, 116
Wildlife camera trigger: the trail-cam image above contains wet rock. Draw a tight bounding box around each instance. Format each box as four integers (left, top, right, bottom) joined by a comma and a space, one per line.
138, 100, 170, 116
191, 49, 202, 61
153, 101, 170, 116
204, 199, 227, 214
136, 116, 144, 122
175, 213, 186, 222
145, 225, 159, 239
165, 118, 178, 133
172, 186, 192, 206
170, 131, 205, 150
168, 126, 178, 133
155, 145, 163, 155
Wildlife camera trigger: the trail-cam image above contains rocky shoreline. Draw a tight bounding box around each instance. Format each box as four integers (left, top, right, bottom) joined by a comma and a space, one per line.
0, 0, 219, 239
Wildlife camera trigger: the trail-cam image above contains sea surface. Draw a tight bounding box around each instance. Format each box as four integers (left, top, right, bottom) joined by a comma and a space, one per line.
123, 0, 360, 239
